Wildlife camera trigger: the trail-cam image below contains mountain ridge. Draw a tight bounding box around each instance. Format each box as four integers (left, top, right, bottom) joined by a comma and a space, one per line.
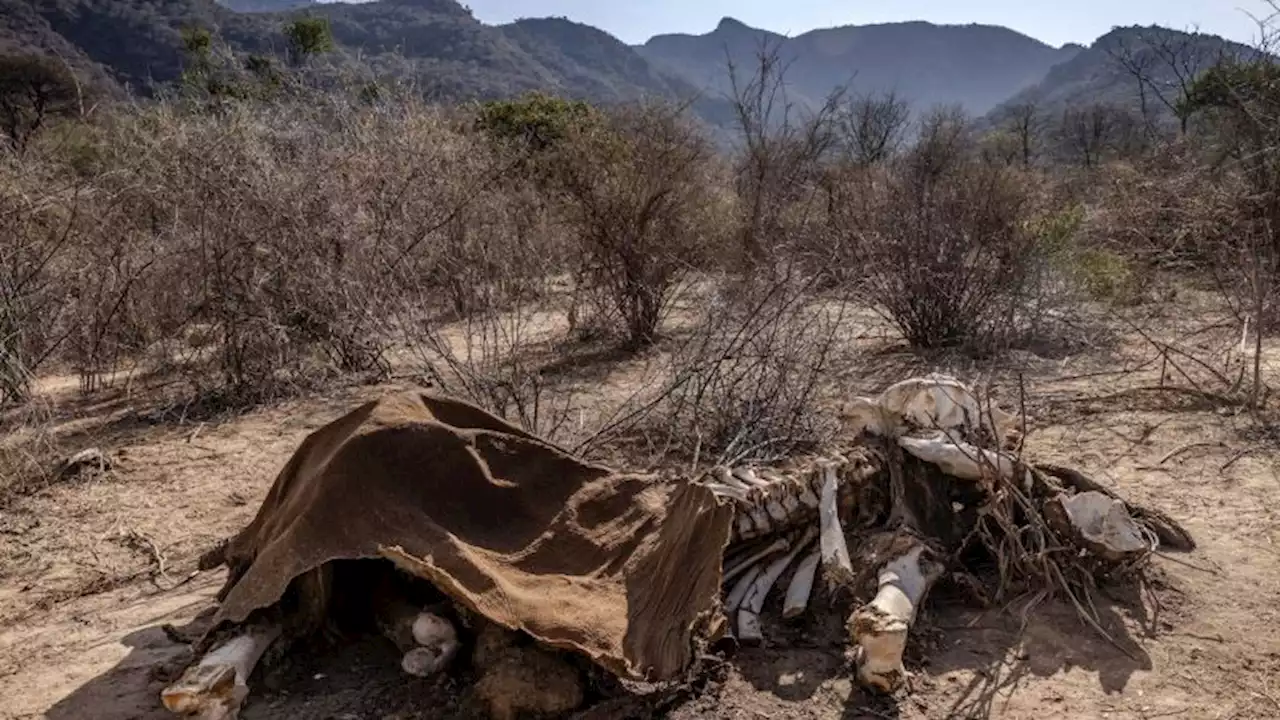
0, 1, 1256, 136
637, 17, 1083, 117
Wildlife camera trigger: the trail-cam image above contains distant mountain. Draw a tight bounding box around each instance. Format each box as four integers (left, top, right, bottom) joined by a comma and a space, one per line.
985, 26, 1256, 126
0, 2, 1253, 141
637, 18, 1083, 117
0, 0, 724, 114
217, 0, 315, 11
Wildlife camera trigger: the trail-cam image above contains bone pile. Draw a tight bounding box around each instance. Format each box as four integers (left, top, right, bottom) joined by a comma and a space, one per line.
703, 454, 870, 644
701, 373, 1191, 694
161, 598, 460, 720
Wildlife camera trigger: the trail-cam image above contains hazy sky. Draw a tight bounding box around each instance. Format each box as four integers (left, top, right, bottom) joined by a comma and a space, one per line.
456, 0, 1273, 47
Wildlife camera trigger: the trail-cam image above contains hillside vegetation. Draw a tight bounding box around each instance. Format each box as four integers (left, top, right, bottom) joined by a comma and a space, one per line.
0, 0, 1256, 133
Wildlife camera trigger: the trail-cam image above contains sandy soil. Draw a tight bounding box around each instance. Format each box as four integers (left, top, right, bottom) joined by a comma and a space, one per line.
2, 302, 1279, 720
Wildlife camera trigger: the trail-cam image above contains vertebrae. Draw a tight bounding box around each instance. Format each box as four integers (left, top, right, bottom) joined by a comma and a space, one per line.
699, 449, 880, 544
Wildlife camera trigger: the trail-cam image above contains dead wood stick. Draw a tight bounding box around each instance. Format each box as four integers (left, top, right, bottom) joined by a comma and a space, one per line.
1157, 442, 1227, 465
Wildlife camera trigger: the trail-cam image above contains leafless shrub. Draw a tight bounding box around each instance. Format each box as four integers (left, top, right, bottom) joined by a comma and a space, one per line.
0, 164, 79, 404
727, 41, 843, 268
373, 152, 579, 439
657, 271, 845, 465
569, 269, 846, 467
0, 402, 62, 505
549, 101, 727, 349
846, 108, 1064, 353
1054, 103, 1150, 167
836, 89, 911, 166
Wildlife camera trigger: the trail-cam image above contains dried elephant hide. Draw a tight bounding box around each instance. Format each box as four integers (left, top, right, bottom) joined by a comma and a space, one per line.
185, 390, 734, 689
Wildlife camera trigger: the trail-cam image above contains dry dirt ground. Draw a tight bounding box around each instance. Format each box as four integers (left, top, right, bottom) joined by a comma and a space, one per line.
2, 303, 1280, 720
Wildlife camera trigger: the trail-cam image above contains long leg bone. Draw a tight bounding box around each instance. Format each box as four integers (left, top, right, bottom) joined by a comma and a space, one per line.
161, 623, 282, 720
738, 529, 818, 645
848, 544, 941, 693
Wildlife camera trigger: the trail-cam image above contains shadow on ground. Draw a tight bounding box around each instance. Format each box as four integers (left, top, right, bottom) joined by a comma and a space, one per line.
44, 578, 1160, 720
916, 590, 1155, 720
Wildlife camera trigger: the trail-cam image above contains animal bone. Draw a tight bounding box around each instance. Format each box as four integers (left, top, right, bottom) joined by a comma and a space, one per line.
724, 536, 790, 583
725, 564, 762, 615
713, 465, 751, 492
848, 545, 941, 693
782, 547, 822, 619
161, 623, 282, 719
710, 456, 861, 544
1044, 491, 1154, 564
370, 590, 460, 678
897, 435, 1020, 484
406, 611, 460, 677
738, 529, 817, 644
732, 467, 771, 488
843, 374, 1015, 445
818, 465, 855, 586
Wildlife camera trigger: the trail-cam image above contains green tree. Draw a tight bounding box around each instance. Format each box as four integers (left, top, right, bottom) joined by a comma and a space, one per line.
0, 54, 80, 154
475, 92, 598, 151
284, 17, 335, 66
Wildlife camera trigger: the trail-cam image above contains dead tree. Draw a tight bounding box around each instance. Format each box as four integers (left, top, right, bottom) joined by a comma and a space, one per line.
726, 37, 844, 268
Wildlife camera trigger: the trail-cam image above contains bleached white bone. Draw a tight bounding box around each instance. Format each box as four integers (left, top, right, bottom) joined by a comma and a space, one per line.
706, 481, 751, 503
1046, 491, 1153, 563
404, 611, 460, 677
764, 494, 789, 524
724, 536, 790, 584
738, 529, 817, 644
842, 375, 1015, 445
725, 564, 761, 614
849, 545, 940, 693
712, 466, 751, 492
732, 467, 771, 488
897, 436, 1019, 483
818, 466, 854, 584
783, 547, 822, 619
161, 623, 282, 719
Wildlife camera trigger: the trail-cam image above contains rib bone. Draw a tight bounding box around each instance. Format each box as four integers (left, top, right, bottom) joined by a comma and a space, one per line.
161, 623, 282, 719
738, 529, 817, 645
725, 564, 762, 615
818, 465, 855, 586
783, 548, 822, 619
724, 536, 790, 584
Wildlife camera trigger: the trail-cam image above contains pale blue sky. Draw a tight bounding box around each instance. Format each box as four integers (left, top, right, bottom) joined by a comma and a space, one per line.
453, 0, 1272, 47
